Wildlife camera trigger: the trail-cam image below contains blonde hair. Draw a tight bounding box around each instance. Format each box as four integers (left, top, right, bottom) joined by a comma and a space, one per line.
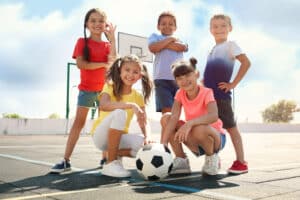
210, 14, 232, 27
157, 11, 177, 26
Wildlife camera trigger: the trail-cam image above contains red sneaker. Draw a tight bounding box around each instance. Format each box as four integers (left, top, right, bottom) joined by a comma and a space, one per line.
228, 160, 248, 174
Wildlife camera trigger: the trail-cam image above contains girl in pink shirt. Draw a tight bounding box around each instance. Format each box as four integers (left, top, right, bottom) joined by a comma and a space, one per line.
161, 57, 226, 175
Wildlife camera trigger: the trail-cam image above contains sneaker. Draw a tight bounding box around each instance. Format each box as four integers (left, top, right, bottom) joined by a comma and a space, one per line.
170, 157, 192, 175
50, 159, 71, 173
228, 160, 248, 174
100, 156, 123, 168
102, 160, 131, 178
99, 158, 107, 168
202, 153, 220, 175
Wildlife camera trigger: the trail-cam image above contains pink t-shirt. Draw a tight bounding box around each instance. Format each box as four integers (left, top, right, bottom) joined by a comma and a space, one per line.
72, 38, 111, 91
175, 85, 225, 134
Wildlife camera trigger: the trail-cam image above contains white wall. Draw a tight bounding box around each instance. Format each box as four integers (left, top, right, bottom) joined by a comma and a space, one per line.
0, 119, 299, 135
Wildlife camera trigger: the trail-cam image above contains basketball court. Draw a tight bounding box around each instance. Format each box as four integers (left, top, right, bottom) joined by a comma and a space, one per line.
1, 132, 300, 200
1, 33, 299, 199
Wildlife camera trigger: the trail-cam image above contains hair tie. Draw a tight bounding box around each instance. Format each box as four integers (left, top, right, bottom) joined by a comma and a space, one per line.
117, 58, 122, 68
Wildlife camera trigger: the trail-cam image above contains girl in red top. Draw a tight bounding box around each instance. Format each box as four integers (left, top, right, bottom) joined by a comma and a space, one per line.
51, 8, 116, 173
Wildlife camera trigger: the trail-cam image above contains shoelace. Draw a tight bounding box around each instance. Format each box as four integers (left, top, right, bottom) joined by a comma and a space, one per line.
233, 161, 240, 167
206, 157, 212, 167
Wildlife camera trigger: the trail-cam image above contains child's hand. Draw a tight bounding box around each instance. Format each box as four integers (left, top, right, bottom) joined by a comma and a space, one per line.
218, 82, 235, 93
168, 36, 179, 42
104, 22, 116, 42
174, 122, 192, 142
143, 136, 155, 145
129, 103, 143, 114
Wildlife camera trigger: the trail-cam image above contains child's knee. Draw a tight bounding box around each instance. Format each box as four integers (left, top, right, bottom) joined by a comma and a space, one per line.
112, 109, 127, 120
160, 113, 172, 126
111, 109, 127, 128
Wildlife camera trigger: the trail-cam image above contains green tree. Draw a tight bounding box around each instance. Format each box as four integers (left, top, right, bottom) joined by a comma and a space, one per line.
48, 113, 60, 119
262, 100, 300, 123
2, 113, 22, 119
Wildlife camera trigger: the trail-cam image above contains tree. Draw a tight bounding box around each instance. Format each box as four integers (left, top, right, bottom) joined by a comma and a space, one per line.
48, 113, 60, 119
2, 113, 22, 119
262, 100, 300, 123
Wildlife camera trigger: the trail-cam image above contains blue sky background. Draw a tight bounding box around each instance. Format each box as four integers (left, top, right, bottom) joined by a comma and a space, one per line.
1, 0, 299, 122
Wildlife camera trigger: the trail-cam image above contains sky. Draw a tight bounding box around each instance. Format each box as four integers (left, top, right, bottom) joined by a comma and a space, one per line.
1, 0, 300, 123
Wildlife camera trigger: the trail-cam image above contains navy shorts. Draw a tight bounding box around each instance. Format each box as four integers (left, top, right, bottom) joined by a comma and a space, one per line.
216, 99, 236, 129
77, 90, 101, 108
154, 79, 178, 112
196, 133, 226, 157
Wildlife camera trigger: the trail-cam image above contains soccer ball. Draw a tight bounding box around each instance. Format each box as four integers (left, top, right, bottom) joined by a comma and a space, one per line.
135, 143, 173, 181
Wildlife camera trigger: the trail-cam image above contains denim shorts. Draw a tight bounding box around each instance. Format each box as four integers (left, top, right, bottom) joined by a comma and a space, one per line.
77, 90, 101, 108
154, 79, 178, 112
196, 133, 226, 157
216, 99, 236, 129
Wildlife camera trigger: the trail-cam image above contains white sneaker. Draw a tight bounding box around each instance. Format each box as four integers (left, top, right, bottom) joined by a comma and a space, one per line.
102, 160, 131, 178
202, 153, 220, 175
170, 157, 192, 175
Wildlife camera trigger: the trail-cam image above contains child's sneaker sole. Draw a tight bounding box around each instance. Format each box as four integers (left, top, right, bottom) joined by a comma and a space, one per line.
227, 169, 248, 174
50, 168, 71, 174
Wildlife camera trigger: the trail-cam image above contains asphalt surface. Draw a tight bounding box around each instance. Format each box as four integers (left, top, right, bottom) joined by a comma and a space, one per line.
0, 132, 300, 200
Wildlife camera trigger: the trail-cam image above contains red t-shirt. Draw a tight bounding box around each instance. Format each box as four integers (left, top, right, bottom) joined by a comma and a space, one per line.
72, 38, 111, 91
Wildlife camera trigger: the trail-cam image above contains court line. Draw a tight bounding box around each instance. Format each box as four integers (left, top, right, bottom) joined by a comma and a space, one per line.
0, 153, 83, 171
0, 153, 287, 200
152, 182, 252, 200
1, 188, 101, 200
0, 145, 92, 149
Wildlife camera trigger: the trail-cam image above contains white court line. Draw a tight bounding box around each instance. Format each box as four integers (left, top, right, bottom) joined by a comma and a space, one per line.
0, 153, 291, 200
0, 145, 92, 149
195, 190, 251, 200
1, 188, 101, 200
0, 153, 83, 171
250, 162, 300, 171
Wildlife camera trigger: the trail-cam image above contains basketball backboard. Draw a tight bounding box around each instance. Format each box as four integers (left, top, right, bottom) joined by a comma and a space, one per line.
118, 32, 153, 63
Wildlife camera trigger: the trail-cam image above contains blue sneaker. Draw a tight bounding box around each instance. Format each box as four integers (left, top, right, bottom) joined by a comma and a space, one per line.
51, 159, 71, 173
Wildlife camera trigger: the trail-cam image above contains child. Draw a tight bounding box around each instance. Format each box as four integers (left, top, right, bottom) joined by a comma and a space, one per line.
148, 11, 188, 114
90, 54, 153, 178
203, 14, 251, 174
51, 8, 116, 173
161, 58, 226, 175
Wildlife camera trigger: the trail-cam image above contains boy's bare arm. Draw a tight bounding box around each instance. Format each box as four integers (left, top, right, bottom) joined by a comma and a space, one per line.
232, 54, 251, 87
165, 42, 188, 52
218, 54, 251, 93
148, 37, 177, 53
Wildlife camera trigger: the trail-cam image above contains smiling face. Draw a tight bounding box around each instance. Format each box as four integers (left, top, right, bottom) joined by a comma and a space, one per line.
85, 11, 107, 36
210, 17, 232, 44
175, 71, 199, 92
120, 61, 142, 87
157, 15, 177, 36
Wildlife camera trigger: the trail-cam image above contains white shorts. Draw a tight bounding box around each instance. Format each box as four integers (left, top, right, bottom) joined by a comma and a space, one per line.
92, 109, 144, 153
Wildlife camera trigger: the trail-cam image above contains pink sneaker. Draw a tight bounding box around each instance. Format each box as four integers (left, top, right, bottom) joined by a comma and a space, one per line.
228, 160, 248, 174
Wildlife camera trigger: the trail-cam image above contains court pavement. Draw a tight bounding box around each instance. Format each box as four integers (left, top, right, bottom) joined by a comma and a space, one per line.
0, 132, 300, 200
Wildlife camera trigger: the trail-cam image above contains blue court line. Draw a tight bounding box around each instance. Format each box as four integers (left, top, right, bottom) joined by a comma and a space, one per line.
128, 177, 200, 193
150, 182, 200, 193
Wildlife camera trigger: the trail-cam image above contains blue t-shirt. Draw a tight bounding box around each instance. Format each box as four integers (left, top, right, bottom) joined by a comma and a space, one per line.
148, 33, 186, 80
204, 41, 243, 100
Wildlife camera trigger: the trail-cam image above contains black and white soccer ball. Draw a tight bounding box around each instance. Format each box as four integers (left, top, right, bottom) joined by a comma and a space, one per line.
135, 143, 173, 181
